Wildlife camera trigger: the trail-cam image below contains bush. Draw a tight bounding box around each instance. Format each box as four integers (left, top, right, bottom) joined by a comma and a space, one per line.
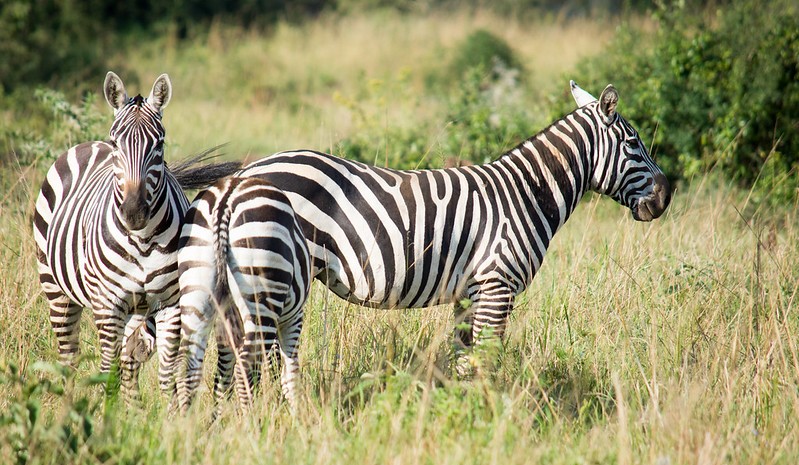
1, 89, 106, 167
449, 29, 525, 83
552, 0, 799, 201
0, 363, 104, 465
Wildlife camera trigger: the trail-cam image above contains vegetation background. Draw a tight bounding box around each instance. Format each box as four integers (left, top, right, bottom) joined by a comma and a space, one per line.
1, 0, 798, 463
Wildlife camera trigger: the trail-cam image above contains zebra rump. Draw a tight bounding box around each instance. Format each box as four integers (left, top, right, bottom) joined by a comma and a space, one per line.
175, 176, 311, 415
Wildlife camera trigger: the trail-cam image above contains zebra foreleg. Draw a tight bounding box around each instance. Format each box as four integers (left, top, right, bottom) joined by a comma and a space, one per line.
453, 299, 476, 379
46, 295, 83, 368
454, 291, 514, 379
94, 310, 126, 398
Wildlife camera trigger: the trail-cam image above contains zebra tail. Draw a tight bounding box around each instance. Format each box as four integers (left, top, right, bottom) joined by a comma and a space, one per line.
169, 144, 242, 190
213, 196, 232, 309
212, 191, 247, 381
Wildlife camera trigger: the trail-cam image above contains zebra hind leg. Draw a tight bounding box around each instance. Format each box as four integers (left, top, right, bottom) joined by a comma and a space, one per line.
154, 305, 181, 411
278, 315, 303, 415
119, 314, 150, 404
212, 328, 236, 421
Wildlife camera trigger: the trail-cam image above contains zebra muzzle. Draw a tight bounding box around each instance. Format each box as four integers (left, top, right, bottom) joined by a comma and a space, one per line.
633, 173, 671, 222
120, 183, 151, 230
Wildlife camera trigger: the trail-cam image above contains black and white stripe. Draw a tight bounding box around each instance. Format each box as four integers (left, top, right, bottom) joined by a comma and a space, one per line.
33, 72, 239, 397
175, 177, 311, 414
236, 82, 671, 374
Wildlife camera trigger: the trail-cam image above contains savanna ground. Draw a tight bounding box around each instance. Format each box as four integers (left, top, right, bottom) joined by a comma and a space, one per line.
2, 8, 799, 465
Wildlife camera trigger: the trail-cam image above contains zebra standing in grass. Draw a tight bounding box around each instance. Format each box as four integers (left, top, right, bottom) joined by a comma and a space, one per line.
175, 177, 311, 414
235, 81, 671, 375
33, 72, 239, 397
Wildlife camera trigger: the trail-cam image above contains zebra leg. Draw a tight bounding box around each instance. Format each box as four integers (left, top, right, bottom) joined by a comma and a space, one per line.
467, 291, 514, 376
46, 294, 84, 367
94, 308, 126, 396
175, 302, 215, 414
154, 304, 181, 405
126, 316, 156, 364
453, 299, 475, 378
212, 325, 236, 419
119, 314, 150, 401
278, 312, 303, 415
454, 288, 514, 378
232, 344, 256, 415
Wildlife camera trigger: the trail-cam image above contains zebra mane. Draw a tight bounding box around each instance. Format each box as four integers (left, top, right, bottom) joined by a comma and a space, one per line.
167, 144, 242, 190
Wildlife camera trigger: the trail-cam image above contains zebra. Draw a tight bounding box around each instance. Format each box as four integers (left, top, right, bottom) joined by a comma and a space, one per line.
233, 81, 671, 375
174, 177, 311, 415
33, 71, 240, 398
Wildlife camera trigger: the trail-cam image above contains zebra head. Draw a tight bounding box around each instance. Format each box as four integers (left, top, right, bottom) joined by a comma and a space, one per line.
570, 80, 671, 221
103, 71, 172, 231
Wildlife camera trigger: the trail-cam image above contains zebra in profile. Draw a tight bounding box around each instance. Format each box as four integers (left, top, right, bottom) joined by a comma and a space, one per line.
33, 72, 240, 398
235, 81, 671, 375
175, 177, 311, 415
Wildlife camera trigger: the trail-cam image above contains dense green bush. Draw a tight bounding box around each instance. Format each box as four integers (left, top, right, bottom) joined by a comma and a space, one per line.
448, 29, 525, 83
552, 0, 799, 200
0, 89, 106, 167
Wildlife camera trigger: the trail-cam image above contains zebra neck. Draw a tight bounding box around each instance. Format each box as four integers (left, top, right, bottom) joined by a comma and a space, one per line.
494, 119, 593, 233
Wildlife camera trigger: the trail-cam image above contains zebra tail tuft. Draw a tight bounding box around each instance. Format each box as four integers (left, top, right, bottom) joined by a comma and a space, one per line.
169, 144, 242, 190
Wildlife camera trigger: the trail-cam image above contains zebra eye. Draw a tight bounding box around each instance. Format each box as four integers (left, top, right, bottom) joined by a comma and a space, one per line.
625, 139, 640, 150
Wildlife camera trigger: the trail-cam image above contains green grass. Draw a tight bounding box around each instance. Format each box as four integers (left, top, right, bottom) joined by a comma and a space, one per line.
2, 9, 799, 465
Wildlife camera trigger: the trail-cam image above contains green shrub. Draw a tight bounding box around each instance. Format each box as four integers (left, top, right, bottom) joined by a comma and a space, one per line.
1, 89, 106, 167
553, 0, 799, 201
0, 362, 103, 465
438, 66, 532, 165
449, 29, 524, 83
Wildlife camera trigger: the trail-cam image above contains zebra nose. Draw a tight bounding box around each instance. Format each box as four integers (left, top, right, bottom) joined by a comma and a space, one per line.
636, 173, 671, 221
120, 182, 150, 230
652, 172, 671, 214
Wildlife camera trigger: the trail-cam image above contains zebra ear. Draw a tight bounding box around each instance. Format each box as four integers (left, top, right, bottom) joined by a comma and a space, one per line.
104, 72, 128, 113
598, 85, 619, 124
148, 74, 172, 113
570, 80, 596, 107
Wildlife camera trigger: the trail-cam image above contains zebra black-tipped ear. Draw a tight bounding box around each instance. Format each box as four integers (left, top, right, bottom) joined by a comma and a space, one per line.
570, 80, 596, 107
148, 74, 172, 113
598, 85, 618, 124
104, 72, 128, 113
